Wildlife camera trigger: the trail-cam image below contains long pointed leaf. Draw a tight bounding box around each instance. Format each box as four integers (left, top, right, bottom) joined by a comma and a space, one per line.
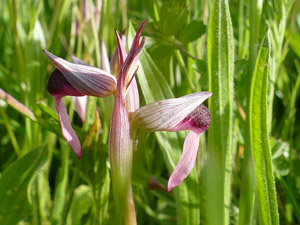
250, 33, 279, 225
207, 0, 234, 224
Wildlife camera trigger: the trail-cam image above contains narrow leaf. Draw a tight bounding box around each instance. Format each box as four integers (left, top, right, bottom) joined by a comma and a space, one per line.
207, 0, 234, 224
250, 33, 279, 225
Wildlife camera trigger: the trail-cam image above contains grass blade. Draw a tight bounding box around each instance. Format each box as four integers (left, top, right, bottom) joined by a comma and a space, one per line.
250, 33, 279, 225
207, 0, 234, 224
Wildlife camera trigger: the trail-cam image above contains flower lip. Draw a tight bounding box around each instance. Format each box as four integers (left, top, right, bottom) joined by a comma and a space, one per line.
47, 69, 84, 97
184, 104, 211, 128
171, 104, 211, 134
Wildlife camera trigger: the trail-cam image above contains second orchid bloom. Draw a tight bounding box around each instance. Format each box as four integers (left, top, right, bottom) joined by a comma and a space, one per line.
44, 21, 212, 193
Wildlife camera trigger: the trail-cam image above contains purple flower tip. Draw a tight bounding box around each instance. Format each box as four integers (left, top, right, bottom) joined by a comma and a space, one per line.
47, 69, 83, 97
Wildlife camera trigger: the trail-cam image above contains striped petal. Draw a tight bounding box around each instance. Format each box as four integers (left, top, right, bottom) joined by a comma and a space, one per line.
131, 92, 212, 131
110, 31, 126, 76
43, 49, 116, 97
119, 21, 146, 91
115, 29, 140, 113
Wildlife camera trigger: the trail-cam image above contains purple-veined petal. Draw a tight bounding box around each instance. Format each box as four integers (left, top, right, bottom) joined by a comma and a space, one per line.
110, 31, 126, 76
73, 96, 88, 123
168, 131, 200, 191
124, 37, 145, 89
100, 39, 111, 73
115, 30, 127, 65
54, 96, 81, 158
115, 28, 140, 113
43, 49, 116, 97
131, 92, 212, 131
120, 21, 146, 91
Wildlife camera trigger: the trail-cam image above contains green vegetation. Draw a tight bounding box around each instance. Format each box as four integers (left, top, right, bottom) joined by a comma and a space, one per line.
0, 0, 299, 224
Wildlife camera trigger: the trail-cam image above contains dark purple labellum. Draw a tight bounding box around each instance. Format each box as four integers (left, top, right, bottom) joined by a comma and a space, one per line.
183, 104, 211, 130
47, 69, 83, 97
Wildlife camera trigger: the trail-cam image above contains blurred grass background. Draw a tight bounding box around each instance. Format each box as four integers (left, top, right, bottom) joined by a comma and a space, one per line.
0, 0, 300, 224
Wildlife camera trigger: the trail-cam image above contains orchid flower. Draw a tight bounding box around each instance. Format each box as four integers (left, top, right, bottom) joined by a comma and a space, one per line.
108, 21, 145, 224
43, 50, 116, 158
131, 92, 212, 191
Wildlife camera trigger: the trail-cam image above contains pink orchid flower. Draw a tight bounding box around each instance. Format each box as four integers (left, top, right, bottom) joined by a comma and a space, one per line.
44, 19, 211, 195
131, 92, 212, 191
110, 21, 212, 193
44, 50, 116, 158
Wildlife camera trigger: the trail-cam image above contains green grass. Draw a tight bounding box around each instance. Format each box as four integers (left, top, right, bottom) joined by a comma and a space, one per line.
0, 0, 300, 224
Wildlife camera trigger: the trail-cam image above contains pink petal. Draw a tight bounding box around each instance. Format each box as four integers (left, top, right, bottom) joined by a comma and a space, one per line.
131, 92, 212, 131
168, 131, 201, 191
73, 96, 88, 123
110, 32, 126, 76
120, 21, 146, 89
115, 25, 142, 113
125, 77, 140, 113
54, 96, 81, 158
43, 49, 116, 97
115, 30, 128, 65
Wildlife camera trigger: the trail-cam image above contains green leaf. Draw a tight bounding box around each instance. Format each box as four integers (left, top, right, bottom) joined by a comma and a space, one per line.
66, 185, 93, 225
0, 145, 48, 225
207, 0, 234, 224
179, 20, 206, 43
129, 22, 200, 225
249, 33, 279, 225
159, 5, 188, 36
